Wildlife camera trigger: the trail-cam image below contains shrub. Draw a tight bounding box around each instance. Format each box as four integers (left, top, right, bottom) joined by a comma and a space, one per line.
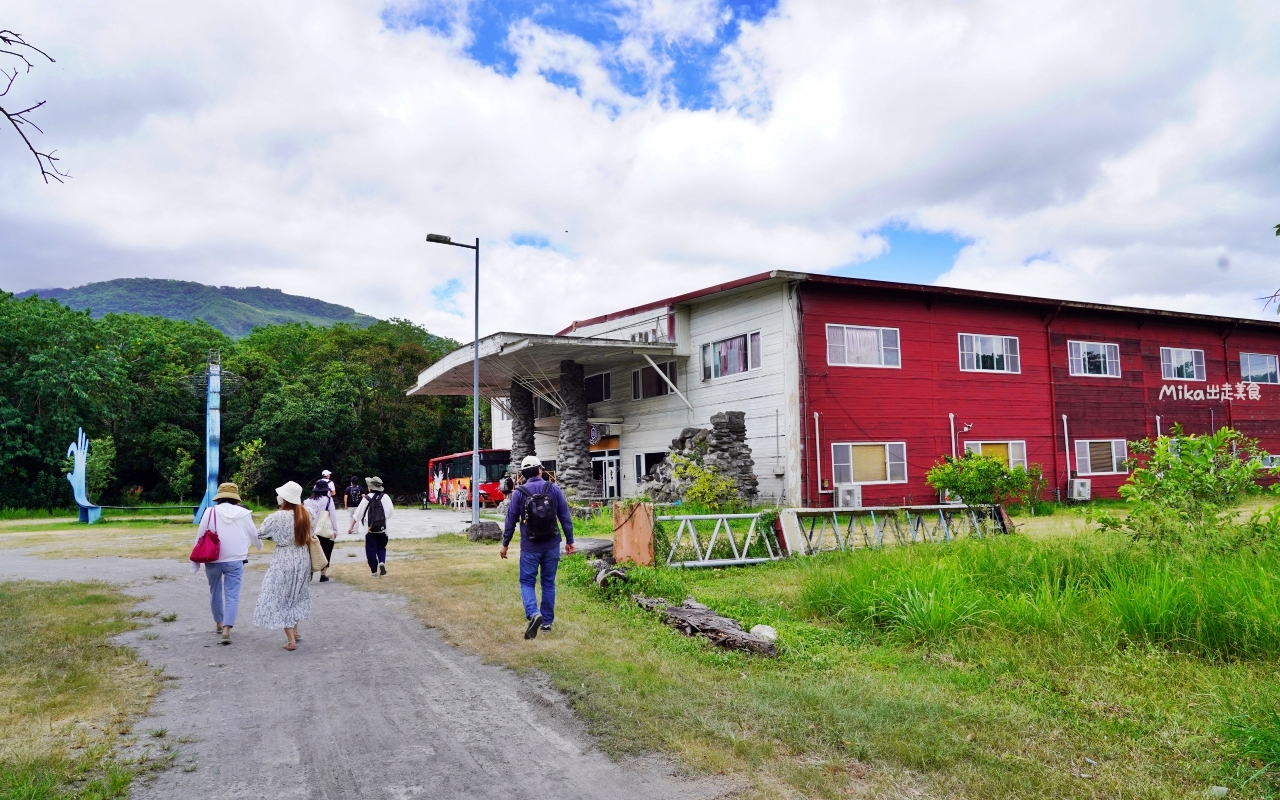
925, 452, 1033, 505
1098, 426, 1275, 550
669, 454, 738, 509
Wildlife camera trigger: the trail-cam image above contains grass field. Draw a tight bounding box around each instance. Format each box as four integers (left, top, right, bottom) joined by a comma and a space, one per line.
330, 512, 1280, 799
0, 581, 165, 798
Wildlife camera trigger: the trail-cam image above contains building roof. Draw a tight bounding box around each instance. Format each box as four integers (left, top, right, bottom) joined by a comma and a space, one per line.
407, 331, 676, 402
557, 270, 1280, 335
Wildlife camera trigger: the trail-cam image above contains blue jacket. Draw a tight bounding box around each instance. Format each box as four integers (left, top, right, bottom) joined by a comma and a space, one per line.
502, 477, 574, 549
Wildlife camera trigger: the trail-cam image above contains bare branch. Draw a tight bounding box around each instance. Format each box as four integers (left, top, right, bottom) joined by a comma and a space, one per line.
0, 29, 64, 183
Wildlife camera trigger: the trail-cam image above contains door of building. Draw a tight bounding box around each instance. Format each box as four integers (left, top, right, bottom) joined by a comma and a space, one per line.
591, 449, 621, 499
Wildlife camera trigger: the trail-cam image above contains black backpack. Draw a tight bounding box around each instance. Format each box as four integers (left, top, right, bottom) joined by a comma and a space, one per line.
515, 483, 558, 542
345, 485, 363, 507
362, 492, 387, 533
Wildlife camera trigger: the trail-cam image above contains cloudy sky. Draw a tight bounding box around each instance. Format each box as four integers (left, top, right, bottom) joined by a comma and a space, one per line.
3, 0, 1279, 340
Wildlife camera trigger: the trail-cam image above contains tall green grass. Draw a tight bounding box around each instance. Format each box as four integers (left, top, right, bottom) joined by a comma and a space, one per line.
801, 534, 1280, 659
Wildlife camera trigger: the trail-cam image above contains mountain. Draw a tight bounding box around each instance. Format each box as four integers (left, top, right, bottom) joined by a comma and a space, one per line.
15, 278, 379, 338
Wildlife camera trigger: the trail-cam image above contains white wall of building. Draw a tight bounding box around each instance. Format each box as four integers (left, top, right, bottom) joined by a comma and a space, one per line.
486, 281, 800, 501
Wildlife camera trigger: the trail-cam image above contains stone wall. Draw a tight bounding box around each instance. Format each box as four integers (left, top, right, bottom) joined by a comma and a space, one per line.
555, 360, 598, 498
508, 380, 535, 475
640, 410, 758, 503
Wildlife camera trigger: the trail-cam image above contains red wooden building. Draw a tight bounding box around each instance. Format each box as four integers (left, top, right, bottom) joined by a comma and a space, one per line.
798, 275, 1280, 506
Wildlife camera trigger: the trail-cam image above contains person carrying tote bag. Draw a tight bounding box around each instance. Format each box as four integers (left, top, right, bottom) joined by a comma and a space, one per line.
303, 480, 338, 582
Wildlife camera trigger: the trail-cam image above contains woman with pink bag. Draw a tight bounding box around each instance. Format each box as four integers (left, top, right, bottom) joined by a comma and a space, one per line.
191, 482, 262, 645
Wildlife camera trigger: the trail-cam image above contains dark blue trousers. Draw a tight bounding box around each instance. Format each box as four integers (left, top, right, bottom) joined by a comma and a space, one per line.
519, 546, 560, 625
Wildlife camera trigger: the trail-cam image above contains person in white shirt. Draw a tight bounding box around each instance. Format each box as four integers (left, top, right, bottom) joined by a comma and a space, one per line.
320, 469, 337, 497
347, 476, 393, 576
304, 479, 340, 583
193, 482, 262, 645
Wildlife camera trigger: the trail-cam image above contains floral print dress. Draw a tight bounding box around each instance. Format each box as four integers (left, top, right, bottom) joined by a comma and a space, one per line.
252, 510, 312, 630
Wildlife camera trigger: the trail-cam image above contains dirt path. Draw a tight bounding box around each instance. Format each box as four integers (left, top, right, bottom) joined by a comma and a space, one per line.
0, 552, 727, 800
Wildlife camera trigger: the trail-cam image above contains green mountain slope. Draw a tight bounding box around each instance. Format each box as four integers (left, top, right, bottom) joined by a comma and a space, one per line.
15, 278, 378, 338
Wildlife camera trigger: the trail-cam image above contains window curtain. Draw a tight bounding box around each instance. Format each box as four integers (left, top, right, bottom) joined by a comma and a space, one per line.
847, 327, 881, 365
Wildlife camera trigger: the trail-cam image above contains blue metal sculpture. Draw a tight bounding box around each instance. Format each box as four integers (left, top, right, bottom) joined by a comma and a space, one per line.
193, 353, 222, 523
66, 427, 102, 524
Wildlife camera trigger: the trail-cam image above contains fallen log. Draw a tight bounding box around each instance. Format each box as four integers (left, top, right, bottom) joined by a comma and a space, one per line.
589, 558, 629, 589
633, 595, 778, 657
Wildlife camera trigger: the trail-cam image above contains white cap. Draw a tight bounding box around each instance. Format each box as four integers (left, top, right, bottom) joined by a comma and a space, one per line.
520, 455, 542, 469
321, 469, 332, 476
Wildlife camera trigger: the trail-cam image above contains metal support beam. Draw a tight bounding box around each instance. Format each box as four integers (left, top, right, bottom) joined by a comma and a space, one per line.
641, 353, 693, 411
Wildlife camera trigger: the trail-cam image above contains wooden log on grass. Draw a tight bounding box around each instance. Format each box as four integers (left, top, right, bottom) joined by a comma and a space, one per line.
634, 595, 778, 657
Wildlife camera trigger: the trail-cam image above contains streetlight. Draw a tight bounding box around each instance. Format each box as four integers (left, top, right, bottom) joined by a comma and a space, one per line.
426, 233, 481, 529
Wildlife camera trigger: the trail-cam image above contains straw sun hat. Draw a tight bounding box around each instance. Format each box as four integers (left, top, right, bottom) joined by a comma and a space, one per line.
276, 481, 304, 506
213, 482, 241, 502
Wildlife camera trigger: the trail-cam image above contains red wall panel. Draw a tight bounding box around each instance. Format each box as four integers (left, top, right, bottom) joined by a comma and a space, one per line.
798, 284, 1280, 506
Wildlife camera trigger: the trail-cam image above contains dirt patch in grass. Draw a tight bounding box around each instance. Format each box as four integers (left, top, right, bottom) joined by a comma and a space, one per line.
0, 580, 165, 797
333, 532, 1280, 799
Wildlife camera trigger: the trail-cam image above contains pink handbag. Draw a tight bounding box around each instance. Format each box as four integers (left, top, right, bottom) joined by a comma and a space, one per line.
190, 508, 221, 563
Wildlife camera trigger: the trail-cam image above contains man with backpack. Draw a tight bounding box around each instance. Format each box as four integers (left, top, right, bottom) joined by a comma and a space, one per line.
500, 455, 575, 639
347, 476, 393, 576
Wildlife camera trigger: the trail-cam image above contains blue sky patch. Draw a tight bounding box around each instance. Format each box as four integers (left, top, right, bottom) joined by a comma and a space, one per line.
431, 277, 466, 316
511, 233, 552, 248
387, 0, 777, 109
834, 224, 973, 285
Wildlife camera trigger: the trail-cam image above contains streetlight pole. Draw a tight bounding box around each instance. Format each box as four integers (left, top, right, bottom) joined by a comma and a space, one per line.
426, 233, 481, 529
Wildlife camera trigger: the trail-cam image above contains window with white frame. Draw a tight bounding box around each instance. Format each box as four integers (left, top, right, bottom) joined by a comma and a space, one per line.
585, 372, 611, 404
826, 325, 900, 368
963, 441, 1027, 469
632, 361, 677, 400
1160, 347, 1205, 381
1068, 341, 1121, 377
1074, 439, 1128, 475
701, 331, 762, 381
1241, 353, 1279, 385
831, 442, 907, 484
959, 333, 1020, 373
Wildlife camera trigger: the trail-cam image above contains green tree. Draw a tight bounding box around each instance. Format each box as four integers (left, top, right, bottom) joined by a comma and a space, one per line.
229, 438, 266, 501
0, 294, 128, 508
926, 452, 1033, 506
162, 448, 195, 503
85, 435, 116, 504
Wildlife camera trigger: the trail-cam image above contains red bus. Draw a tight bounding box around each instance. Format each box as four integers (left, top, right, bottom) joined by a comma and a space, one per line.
427, 449, 511, 507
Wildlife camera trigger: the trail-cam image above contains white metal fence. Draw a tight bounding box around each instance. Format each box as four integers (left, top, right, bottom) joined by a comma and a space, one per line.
778, 505, 1008, 556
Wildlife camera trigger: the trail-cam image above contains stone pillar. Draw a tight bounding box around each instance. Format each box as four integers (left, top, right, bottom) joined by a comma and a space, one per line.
556, 360, 596, 498
509, 380, 535, 475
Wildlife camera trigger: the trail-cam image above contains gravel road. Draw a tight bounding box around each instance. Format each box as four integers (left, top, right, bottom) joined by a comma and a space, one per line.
0, 552, 729, 800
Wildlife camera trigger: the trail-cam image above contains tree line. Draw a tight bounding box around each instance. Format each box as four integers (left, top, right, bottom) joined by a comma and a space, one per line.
0, 292, 485, 508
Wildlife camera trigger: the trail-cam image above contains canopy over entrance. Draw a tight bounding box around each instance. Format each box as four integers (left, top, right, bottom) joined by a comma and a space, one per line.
406, 332, 677, 412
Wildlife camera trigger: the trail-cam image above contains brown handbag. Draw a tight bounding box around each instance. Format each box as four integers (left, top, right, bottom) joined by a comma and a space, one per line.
307, 535, 328, 572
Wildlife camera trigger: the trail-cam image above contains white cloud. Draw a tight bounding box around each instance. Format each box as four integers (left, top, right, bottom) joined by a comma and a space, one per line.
2, 0, 1279, 344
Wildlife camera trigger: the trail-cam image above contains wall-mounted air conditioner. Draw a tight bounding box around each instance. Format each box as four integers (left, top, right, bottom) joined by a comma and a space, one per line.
835, 485, 862, 509
1069, 479, 1091, 501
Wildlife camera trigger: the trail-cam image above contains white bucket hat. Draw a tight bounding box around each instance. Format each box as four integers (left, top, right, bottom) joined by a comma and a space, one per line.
276, 481, 303, 506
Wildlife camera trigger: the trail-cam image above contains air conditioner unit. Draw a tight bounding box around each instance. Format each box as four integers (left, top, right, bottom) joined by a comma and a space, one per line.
1069, 479, 1092, 501
835, 485, 862, 509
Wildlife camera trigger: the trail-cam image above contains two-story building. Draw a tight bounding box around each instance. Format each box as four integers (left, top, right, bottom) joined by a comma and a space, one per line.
407, 271, 1280, 505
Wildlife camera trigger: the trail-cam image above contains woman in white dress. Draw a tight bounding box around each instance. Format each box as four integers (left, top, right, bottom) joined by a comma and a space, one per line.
252, 481, 313, 651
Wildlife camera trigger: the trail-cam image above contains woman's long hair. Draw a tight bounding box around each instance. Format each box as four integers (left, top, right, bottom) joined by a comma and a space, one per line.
281, 501, 310, 546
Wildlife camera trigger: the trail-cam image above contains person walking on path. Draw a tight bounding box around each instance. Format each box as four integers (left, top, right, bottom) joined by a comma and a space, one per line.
192, 482, 262, 645
253, 481, 313, 650
500, 456, 575, 639
304, 479, 339, 583
343, 475, 362, 509
319, 469, 337, 497
348, 477, 393, 576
